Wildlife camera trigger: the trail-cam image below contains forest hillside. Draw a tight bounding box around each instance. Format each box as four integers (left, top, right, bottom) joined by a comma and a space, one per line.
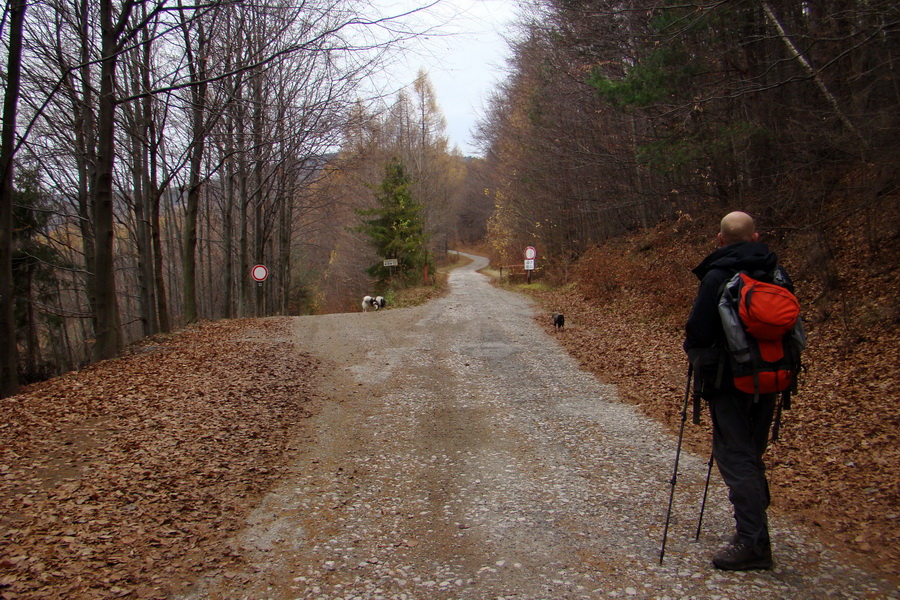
516, 206, 899, 580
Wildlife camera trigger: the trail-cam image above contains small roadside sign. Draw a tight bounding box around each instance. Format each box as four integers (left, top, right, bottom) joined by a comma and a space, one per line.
251, 264, 268, 282
524, 246, 536, 260
524, 259, 535, 271
383, 258, 399, 267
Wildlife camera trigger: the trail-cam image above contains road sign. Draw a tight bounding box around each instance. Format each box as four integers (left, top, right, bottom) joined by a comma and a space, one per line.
383, 258, 399, 267
524, 259, 535, 271
251, 264, 268, 282
524, 246, 536, 260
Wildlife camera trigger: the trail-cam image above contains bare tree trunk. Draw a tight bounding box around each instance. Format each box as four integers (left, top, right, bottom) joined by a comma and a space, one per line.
252, 71, 265, 318
74, 0, 99, 344
239, 142, 250, 318
0, 0, 26, 396
181, 13, 208, 325
223, 120, 236, 318
204, 183, 214, 318
150, 129, 170, 332
129, 108, 157, 336
92, 0, 125, 361
72, 264, 92, 364
151, 182, 170, 332
165, 183, 183, 321
183, 177, 201, 323
279, 170, 291, 315
132, 14, 158, 336
234, 80, 250, 317
254, 187, 264, 318
55, 279, 76, 372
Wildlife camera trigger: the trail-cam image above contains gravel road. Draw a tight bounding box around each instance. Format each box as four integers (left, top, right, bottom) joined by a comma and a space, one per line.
180, 252, 897, 600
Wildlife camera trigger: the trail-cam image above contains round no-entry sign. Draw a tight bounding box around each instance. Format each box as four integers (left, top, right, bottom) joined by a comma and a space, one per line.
524, 246, 536, 260
251, 264, 269, 282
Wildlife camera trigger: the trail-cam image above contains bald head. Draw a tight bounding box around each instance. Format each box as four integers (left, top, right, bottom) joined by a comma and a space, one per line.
718, 211, 759, 246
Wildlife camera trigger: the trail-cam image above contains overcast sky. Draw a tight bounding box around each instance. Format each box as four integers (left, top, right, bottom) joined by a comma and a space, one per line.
372, 0, 522, 156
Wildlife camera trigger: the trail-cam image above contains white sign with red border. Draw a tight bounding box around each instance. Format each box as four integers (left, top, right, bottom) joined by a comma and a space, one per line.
524, 246, 536, 260
251, 264, 269, 282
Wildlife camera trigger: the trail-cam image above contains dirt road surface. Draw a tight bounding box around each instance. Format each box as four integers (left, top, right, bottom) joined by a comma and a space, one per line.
180, 253, 897, 600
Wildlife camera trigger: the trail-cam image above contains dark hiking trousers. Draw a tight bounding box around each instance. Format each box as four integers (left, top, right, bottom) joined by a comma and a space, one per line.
709, 391, 777, 549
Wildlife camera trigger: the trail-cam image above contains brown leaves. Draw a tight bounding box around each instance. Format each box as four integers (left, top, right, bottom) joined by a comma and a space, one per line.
0, 318, 321, 599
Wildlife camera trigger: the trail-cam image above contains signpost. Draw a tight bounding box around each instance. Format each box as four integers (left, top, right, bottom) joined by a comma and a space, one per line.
524, 246, 536, 283
251, 265, 268, 318
383, 258, 399, 281
251, 264, 268, 283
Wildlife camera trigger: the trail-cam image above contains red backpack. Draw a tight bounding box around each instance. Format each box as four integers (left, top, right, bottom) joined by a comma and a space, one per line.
718, 269, 806, 398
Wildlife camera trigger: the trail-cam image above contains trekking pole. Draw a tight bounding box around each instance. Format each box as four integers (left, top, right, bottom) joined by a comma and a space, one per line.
660, 364, 693, 565
695, 450, 714, 540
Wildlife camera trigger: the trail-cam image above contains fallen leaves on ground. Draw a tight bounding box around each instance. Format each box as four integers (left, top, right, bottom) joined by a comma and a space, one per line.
0, 318, 321, 600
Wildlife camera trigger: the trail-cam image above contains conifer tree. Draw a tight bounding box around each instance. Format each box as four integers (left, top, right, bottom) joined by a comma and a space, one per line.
355, 158, 430, 286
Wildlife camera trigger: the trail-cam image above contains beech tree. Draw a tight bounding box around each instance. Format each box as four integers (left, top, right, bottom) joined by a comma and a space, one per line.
0, 0, 27, 395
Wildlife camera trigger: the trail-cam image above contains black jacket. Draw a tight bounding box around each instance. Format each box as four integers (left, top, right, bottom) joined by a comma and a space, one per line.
684, 241, 791, 395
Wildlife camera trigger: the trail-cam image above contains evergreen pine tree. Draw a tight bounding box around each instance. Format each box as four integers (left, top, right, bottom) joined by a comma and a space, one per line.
355, 158, 430, 286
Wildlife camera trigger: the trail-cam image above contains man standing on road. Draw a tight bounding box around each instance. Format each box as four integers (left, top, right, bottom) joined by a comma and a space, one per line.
683, 211, 793, 571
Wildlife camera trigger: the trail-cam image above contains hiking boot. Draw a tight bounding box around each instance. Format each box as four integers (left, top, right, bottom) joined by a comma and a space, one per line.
712, 540, 773, 571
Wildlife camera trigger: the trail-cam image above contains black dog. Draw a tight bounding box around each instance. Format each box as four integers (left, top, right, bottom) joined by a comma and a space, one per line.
552, 312, 565, 331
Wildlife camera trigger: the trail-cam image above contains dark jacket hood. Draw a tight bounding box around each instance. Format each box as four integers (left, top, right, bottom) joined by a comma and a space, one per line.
692, 241, 778, 281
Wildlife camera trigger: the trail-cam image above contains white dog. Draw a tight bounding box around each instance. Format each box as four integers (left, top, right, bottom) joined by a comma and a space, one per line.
362, 295, 386, 311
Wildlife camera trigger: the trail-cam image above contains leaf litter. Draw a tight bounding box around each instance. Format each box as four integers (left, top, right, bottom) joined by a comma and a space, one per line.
0, 318, 322, 599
